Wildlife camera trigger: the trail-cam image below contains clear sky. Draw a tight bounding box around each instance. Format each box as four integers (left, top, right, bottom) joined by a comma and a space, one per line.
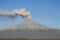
0, 0, 60, 29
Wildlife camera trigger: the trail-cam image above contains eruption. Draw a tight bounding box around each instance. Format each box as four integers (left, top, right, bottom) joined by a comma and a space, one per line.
0, 8, 32, 19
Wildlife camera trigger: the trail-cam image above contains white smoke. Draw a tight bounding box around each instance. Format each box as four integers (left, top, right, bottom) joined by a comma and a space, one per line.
0, 8, 32, 19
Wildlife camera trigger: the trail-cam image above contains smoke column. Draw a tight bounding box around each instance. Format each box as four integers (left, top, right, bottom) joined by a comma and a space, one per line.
0, 8, 32, 19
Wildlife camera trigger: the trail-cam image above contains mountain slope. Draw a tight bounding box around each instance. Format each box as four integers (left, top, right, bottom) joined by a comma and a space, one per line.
9, 19, 51, 30
0, 29, 60, 39
0, 19, 60, 39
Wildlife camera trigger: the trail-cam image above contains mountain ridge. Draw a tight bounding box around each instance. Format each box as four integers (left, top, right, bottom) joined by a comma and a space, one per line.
0, 19, 60, 39
9, 19, 52, 30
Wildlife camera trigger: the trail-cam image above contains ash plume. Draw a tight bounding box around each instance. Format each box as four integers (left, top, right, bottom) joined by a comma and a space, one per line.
0, 8, 32, 19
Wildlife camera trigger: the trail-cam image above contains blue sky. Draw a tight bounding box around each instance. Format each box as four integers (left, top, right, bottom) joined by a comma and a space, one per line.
0, 0, 60, 29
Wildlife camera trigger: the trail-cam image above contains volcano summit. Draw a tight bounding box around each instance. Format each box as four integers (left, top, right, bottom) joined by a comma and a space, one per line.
0, 8, 60, 39
0, 18, 60, 39
9, 19, 51, 30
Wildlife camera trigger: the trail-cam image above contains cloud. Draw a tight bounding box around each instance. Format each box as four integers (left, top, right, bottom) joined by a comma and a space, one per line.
0, 8, 32, 19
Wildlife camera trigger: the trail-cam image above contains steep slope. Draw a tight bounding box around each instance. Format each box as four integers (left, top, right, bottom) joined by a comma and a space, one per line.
0, 19, 60, 39
9, 19, 51, 30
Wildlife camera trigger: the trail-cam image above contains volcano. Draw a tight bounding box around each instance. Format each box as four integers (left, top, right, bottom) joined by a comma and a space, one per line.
9, 19, 50, 30
0, 19, 60, 39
